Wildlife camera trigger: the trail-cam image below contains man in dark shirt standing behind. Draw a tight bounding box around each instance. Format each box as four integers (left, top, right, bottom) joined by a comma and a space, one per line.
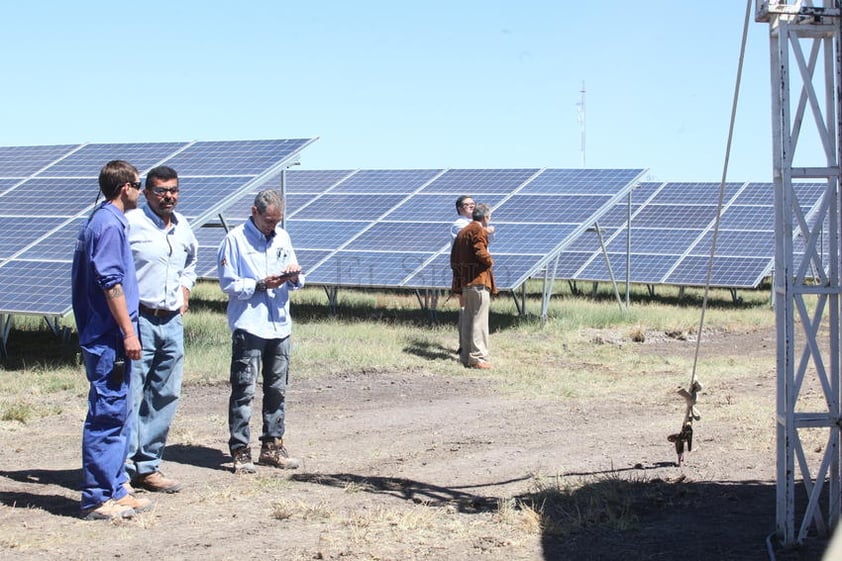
450, 203, 497, 369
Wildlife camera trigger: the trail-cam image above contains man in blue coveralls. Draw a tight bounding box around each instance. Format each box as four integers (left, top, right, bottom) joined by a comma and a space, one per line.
71, 160, 153, 520
217, 189, 304, 474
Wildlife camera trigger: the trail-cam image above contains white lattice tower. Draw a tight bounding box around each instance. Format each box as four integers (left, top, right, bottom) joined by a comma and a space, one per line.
756, 0, 842, 545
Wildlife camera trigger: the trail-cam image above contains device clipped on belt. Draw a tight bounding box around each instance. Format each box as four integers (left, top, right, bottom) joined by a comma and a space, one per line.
111, 359, 125, 384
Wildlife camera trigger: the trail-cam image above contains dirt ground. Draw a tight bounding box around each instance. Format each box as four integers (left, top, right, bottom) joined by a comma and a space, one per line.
0, 326, 835, 561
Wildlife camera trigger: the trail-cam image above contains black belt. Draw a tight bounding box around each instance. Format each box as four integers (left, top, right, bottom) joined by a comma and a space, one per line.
465, 285, 487, 291
139, 304, 179, 318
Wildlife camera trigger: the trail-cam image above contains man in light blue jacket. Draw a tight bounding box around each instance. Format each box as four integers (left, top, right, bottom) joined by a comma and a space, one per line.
217, 189, 304, 474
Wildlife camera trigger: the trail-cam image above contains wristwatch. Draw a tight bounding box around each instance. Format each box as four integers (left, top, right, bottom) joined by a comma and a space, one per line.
255, 279, 267, 291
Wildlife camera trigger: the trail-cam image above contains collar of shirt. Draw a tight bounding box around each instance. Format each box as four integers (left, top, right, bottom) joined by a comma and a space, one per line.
142, 204, 179, 229
97, 201, 129, 228
246, 216, 277, 241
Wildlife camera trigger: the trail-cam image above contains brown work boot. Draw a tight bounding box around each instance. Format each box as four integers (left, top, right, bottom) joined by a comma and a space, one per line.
469, 361, 493, 369
258, 438, 300, 469
82, 498, 135, 521
115, 492, 154, 514
232, 447, 256, 474
122, 481, 138, 495
134, 471, 183, 493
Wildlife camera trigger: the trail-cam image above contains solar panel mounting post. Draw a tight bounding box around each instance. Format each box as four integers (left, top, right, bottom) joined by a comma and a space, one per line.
0, 314, 11, 360
323, 286, 339, 315
43, 316, 70, 343
591, 221, 626, 312
413, 289, 439, 321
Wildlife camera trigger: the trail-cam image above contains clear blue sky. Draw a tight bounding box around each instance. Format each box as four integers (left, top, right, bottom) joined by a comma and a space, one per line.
0, 1, 791, 182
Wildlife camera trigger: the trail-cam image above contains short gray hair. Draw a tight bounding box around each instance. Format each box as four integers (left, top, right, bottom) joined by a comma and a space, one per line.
253, 189, 284, 214
472, 203, 491, 221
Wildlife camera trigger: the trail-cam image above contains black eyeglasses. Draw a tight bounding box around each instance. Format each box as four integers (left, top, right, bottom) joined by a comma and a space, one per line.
150, 186, 180, 196
127, 181, 142, 190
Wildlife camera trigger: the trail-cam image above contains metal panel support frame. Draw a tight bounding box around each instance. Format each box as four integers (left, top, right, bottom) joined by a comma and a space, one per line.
0, 314, 12, 360
757, 0, 842, 546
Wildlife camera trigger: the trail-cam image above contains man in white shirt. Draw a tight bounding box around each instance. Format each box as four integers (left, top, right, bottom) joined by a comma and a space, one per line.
125, 165, 198, 493
450, 196, 495, 354
217, 189, 304, 474
450, 195, 475, 243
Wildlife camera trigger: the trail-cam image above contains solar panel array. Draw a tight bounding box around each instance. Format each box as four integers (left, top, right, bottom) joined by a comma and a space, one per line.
0, 138, 317, 316
196, 168, 646, 290
555, 181, 827, 288
2, 143, 817, 319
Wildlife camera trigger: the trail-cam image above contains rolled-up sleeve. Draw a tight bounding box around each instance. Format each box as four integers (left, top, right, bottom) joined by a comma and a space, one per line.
92, 223, 126, 290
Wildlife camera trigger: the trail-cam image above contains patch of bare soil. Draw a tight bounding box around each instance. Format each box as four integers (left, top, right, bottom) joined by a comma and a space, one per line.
0, 326, 831, 560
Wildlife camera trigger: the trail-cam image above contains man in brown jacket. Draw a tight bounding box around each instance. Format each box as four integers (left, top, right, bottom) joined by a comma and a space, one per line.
450, 203, 497, 369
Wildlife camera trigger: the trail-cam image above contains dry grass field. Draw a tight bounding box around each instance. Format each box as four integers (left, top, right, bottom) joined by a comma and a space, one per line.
0, 284, 836, 560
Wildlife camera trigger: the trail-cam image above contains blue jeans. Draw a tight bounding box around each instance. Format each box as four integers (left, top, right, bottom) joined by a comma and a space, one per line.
126, 313, 184, 479
81, 346, 131, 510
228, 329, 290, 453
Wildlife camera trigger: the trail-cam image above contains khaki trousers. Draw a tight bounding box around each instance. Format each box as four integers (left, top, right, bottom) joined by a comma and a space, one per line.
460, 285, 490, 366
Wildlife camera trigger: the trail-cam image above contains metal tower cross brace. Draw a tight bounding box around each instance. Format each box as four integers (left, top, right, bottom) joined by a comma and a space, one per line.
757, 0, 842, 546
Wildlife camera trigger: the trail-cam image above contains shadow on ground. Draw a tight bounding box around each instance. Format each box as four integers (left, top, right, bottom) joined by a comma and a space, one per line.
292, 472, 830, 561
402, 338, 456, 361
164, 443, 230, 472
0, 468, 81, 517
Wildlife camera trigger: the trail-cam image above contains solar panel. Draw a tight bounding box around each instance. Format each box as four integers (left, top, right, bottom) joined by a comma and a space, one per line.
345, 222, 450, 252
383, 193, 508, 221
420, 168, 539, 194
561, 181, 827, 288
285, 170, 356, 193
0, 138, 317, 316
576, 253, 679, 285
696, 229, 774, 257
197, 168, 646, 292
540, 251, 597, 280
36, 142, 187, 178
592, 204, 638, 228
718, 205, 775, 230
289, 220, 370, 250
647, 182, 744, 204
630, 181, 664, 203
485, 223, 579, 254
291, 194, 409, 220
0, 216, 69, 259
606, 228, 701, 254
632, 204, 720, 229
161, 140, 304, 176
665, 255, 773, 287
1, 178, 99, 217
0, 179, 20, 195
308, 250, 434, 287
330, 169, 443, 193
0, 144, 81, 177
0, 260, 73, 315
519, 168, 641, 195
494, 194, 616, 224
194, 226, 229, 279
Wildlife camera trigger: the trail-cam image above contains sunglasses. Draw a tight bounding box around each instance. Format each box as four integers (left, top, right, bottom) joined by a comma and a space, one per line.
149, 186, 180, 196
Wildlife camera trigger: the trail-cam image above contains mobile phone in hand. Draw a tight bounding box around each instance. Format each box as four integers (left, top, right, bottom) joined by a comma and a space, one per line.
277, 270, 302, 280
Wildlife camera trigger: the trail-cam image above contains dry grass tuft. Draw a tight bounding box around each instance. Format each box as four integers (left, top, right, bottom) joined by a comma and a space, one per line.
271, 498, 333, 521
517, 471, 681, 536
629, 324, 646, 342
